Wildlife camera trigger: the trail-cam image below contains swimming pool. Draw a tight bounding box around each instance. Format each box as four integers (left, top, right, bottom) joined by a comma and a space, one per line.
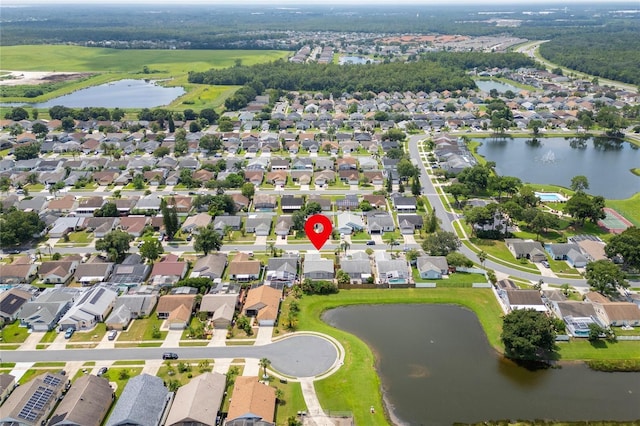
535, 192, 567, 202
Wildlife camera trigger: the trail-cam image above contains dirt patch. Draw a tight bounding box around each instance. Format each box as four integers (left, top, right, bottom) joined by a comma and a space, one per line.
0, 70, 94, 86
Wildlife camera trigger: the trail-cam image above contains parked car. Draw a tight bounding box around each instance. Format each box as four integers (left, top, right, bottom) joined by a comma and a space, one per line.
64, 328, 75, 339
541, 260, 550, 268
96, 367, 108, 376
107, 330, 117, 341
366, 240, 376, 246
162, 352, 179, 360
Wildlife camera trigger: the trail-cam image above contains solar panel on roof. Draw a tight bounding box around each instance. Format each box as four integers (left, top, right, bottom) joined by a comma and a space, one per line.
90, 288, 106, 304
43, 375, 62, 386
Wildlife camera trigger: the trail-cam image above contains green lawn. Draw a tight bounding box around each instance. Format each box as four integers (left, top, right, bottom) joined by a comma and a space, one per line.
65, 230, 94, 244
412, 270, 487, 287
1, 320, 30, 343
273, 381, 306, 425
40, 330, 58, 344
469, 238, 538, 272
607, 193, 640, 227
119, 312, 167, 342
69, 323, 106, 343
101, 367, 143, 397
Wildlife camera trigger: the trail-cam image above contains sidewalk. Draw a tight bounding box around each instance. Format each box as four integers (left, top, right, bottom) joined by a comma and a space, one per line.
300, 377, 335, 426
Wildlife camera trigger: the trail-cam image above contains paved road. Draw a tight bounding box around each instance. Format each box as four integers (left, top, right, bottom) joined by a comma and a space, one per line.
0, 334, 338, 378
407, 135, 589, 287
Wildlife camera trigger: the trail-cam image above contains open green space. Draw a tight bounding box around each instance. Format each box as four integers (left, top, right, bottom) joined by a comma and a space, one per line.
119, 312, 167, 342
295, 288, 640, 426
69, 323, 106, 342
273, 380, 306, 425
156, 359, 213, 387
1, 320, 30, 343
102, 367, 143, 397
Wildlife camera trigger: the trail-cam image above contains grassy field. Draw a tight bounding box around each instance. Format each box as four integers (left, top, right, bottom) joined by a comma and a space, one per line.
0, 45, 289, 107
0, 45, 289, 74
295, 288, 640, 426
1, 320, 30, 343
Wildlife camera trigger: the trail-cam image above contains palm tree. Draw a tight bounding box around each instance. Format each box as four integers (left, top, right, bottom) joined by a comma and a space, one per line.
267, 242, 276, 258
478, 250, 487, 267
223, 225, 234, 242
388, 237, 398, 253
259, 358, 271, 380
340, 240, 350, 255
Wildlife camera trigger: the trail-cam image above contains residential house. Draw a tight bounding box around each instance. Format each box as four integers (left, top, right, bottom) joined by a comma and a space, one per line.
336, 194, 359, 210
73, 262, 114, 286
367, 211, 395, 234
593, 302, 640, 327
165, 372, 226, 426
200, 286, 240, 329
338, 169, 360, 185
254, 194, 277, 211
505, 239, 548, 263
225, 377, 276, 426
0, 263, 38, 285
416, 256, 449, 279
307, 195, 332, 211
105, 294, 158, 330
48, 217, 84, 239
500, 289, 547, 312
274, 216, 293, 237
156, 294, 196, 329
190, 254, 227, 280
83, 217, 118, 238
545, 243, 588, 268
243, 285, 282, 326
213, 215, 242, 235
0, 287, 34, 323
362, 195, 386, 209
363, 170, 385, 186
281, 195, 305, 213
550, 301, 603, 338
106, 374, 171, 426
38, 260, 78, 285
108, 254, 151, 287
48, 375, 113, 426
0, 373, 16, 402
393, 196, 417, 213
46, 195, 77, 213
568, 235, 607, 262
375, 251, 410, 285
336, 212, 365, 235
74, 196, 105, 216
228, 252, 261, 282
134, 194, 163, 213
313, 170, 335, 187
18, 288, 78, 331
0, 372, 67, 426
118, 216, 149, 238
265, 256, 298, 287
149, 255, 188, 286
58, 286, 118, 330
245, 214, 272, 236
303, 252, 334, 281
398, 214, 423, 235
339, 251, 372, 284
181, 213, 212, 234
244, 170, 264, 186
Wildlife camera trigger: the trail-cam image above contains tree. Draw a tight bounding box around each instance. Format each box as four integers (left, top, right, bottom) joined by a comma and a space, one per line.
194, 225, 223, 255
153, 146, 171, 158
421, 231, 460, 256
411, 177, 421, 196
0, 209, 46, 247
61, 116, 75, 131
501, 309, 556, 362
565, 192, 604, 226
588, 323, 607, 342
0, 176, 11, 194
161, 198, 179, 240
405, 249, 420, 265
241, 182, 255, 200
446, 252, 473, 268
199, 108, 219, 125
259, 357, 271, 379
585, 259, 629, 298
446, 183, 469, 208
605, 227, 640, 271
14, 143, 40, 161
94, 202, 119, 217
478, 250, 487, 266
139, 239, 164, 263
570, 175, 589, 193
336, 270, 350, 286
95, 230, 133, 262
32, 122, 48, 138
199, 134, 222, 154
339, 240, 350, 254
396, 159, 419, 180
5, 107, 29, 121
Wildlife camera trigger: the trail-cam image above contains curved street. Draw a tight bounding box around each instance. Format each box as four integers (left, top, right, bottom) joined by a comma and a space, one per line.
407, 134, 589, 288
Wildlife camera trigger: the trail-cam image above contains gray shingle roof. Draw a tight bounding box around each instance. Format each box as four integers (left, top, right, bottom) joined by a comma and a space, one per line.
106, 374, 169, 426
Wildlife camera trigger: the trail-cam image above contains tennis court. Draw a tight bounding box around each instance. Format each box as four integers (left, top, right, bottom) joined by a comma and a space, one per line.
598, 208, 632, 234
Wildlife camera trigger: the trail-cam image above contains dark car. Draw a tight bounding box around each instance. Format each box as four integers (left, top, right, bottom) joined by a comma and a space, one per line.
366, 240, 376, 246
96, 367, 108, 376
162, 352, 179, 360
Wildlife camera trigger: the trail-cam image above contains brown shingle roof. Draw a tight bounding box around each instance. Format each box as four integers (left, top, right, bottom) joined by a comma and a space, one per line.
226, 376, 275, 423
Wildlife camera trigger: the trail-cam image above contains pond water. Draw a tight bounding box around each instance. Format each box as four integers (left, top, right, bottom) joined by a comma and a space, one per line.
339, 55, 370, 65
1, 79, 185, 108
323, 304, 640, 425
474, 79, 521, 94
475, 136, 640, 199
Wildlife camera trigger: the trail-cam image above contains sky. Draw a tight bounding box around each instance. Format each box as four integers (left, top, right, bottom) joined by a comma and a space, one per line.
3, 0, 639, 4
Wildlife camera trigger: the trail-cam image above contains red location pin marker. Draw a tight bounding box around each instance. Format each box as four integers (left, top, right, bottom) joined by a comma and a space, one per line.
304, 214, 333, 250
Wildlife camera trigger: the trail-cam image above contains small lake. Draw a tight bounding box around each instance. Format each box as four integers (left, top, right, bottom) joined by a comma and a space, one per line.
475, 79, 521, 94
323, 304, 640, 425
339, 55, 370, 65
1, 79, 185, 108
475, 137, 640, 199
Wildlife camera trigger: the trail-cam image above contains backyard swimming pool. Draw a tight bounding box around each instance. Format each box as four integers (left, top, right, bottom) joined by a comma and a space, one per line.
535, 192, 567, 202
